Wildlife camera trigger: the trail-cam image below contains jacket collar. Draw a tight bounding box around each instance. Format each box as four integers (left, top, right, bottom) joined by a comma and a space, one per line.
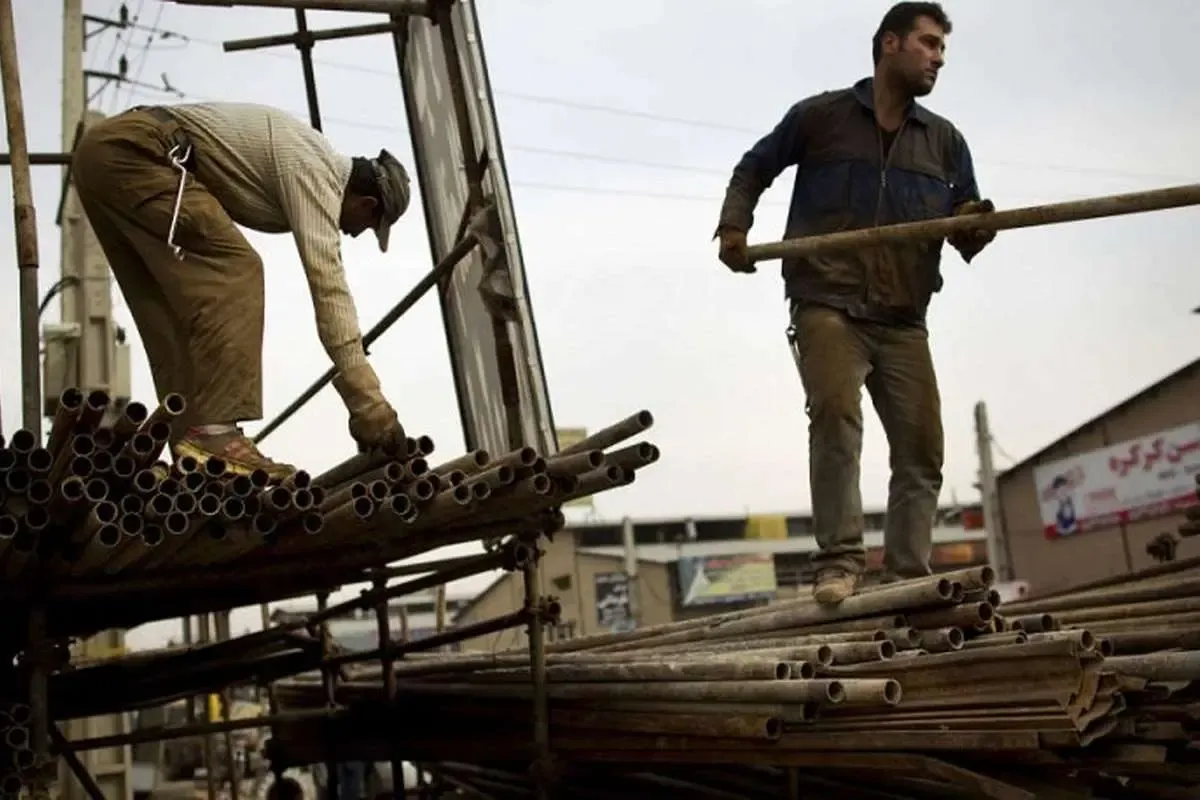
852, 77, 934, 126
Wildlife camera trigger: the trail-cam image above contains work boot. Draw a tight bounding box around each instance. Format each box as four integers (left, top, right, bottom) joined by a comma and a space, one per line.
812, 568, 858, 606
173, 426, 296, 482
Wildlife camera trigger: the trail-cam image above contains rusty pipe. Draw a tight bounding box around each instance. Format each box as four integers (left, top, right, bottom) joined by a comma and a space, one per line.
140, 393, 187, 434
45, 388, 84, 458
561, 411, 654, 455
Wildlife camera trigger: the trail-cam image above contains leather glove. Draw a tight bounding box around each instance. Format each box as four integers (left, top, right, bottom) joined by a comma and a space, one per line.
716, 227, 755, 273
332, 364, 407, 455
947, 198, 996, 263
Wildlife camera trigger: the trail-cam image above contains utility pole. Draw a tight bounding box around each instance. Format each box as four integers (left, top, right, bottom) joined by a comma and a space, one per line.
56, 5, 133, 800
974, 401, 1012, 582
46, 0, 131, 422
620, 516, 640, 628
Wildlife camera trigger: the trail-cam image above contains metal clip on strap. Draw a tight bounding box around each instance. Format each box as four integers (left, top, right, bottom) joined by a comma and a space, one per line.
166, 141, 193, 261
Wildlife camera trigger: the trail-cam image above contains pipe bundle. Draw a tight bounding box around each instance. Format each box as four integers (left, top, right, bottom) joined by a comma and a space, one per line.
266, 562, 1200, 798
0, 388, 659, 586
0, 703, 35, 800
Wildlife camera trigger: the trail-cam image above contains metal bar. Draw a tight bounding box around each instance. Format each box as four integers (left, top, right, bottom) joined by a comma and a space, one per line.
27, 608, 50, 800
745, 183, 1200, 264
216, 612, 241, 800
0, 151, 73, 165
198, 614, 219, 800
253, 231, 480, 443
50, 726, 107, 800
433, 0, 484, 203
224, 20, 399, 52
326, 608, 533, 668
61, 708, 340, 753
372, 579, 406, 799
169, 0, 433, 15
316, 592, 340, 800
367, 551, 498, 580
523, 560, 551, 800
293, 9, 323, 130
0, 0, 44, 435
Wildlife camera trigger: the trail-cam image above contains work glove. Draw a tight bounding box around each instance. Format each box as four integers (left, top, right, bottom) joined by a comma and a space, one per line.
716, 227, 755, 274
332, 364, 407, 455
947, 198, 996, 263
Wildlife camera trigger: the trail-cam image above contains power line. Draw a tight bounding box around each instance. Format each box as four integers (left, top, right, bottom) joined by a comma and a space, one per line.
171, 31, 1197, 185
121, 1, 166, 108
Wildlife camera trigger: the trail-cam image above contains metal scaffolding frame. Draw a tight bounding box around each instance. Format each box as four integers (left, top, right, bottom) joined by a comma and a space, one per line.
0, 0, 559, 797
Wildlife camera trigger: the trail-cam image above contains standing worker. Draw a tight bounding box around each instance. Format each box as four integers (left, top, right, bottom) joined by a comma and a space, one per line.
71, 102, 413, 479
715, 2, 996, 605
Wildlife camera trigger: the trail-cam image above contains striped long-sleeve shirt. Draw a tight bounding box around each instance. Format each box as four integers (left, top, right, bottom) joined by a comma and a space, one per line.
163, 102, 368, 373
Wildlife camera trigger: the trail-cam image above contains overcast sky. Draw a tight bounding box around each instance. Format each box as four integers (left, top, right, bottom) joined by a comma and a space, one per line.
2, 0, 1198, 648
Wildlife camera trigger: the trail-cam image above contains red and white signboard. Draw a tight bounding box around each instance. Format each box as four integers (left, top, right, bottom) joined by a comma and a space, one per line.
1034, 421, 1200, 540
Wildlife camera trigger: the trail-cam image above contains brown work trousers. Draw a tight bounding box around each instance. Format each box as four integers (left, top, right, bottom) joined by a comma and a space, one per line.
789, 304, 943, 579
71, 109, 265, 435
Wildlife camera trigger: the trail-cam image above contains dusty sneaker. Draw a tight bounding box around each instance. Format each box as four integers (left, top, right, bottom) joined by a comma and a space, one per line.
813, 568, 858, 605
174, 427, 296, 482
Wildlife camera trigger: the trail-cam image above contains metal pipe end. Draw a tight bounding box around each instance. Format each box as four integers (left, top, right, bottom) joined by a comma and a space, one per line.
774, 662, 791, 680
792, 660, 816, 680
165, 512, 189, 536
302, 511, 324, 535
883, 679, 903, 706
815, 644, 834, 667
123, 400, 149, 427
94, 500, 119, 525
878, 639, 897, 659
92, 427, 116, 451
142, 525, 165, 547
97, 523, 121, 548
163, 392, 187, 416
199, 493, 222, 516
26, 447, 52, 473
120, 514, 144, 537
149, 421, 172, 442
764, 717, 783, 740
7, 429, 34, 453
353, 496, 376, 518
27, 479, 52, 505
173, 493, 198, 515
825, 680, 846, 704
59, 387, 84, 410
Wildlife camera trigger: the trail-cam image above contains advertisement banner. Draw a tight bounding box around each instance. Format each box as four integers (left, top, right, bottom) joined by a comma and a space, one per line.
594, 572, 635, 632
1034, 421, 1200, 539
677, 553, 777, 607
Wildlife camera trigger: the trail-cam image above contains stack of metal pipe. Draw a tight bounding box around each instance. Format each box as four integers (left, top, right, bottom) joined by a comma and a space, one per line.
0, 702, 34, 799
267, 562, 1200, 797
0, 388, 660, 582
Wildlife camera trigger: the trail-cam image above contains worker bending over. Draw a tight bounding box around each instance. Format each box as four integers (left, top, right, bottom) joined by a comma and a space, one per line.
715, 2, 996, 604
72, 102, 412, 479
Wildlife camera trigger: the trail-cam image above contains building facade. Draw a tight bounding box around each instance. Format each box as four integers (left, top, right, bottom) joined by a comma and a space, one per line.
996, 357, 1200, 595
451, 507, 988, 650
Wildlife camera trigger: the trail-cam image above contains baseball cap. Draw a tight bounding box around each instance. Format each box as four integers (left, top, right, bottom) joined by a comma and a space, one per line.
371, 148, 411, 253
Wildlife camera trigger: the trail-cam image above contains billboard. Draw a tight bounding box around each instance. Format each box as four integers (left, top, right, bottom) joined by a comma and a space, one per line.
676, 553, 777, 607
1033, 421, 1200, 539
594, 572, 635, 633
397, 5, 556, 455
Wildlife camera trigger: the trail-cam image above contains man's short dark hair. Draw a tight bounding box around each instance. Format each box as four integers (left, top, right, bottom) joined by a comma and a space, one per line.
872, 2, 952, 65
